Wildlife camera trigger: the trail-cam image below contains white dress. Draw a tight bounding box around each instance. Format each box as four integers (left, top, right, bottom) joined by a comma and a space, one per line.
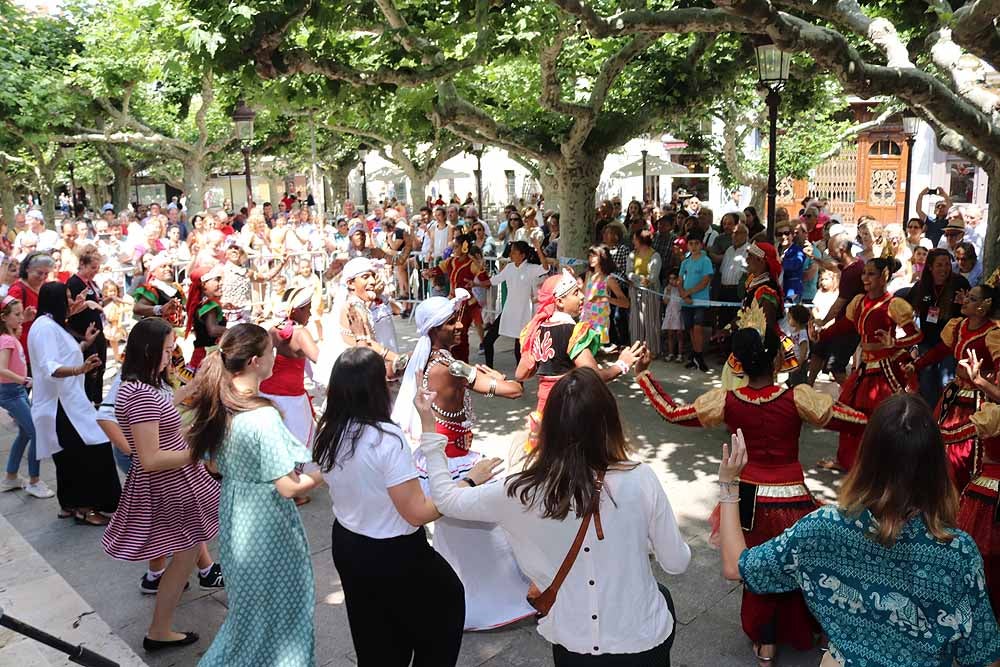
661, 286, 683, 331
490, 261, 548, 339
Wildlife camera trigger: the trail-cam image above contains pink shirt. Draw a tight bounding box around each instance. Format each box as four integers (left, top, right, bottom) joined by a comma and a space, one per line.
0, 333, 26, 382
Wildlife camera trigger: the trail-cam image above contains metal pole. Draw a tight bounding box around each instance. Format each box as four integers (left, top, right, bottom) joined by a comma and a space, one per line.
361, 159, 368, 214
903, 136, 916, 222
475, 154, 483, 214
309, 117, 325, 216
133, 172, 139, 209
227, 173, 234, 210
765, 87, 780, 241
242, 146, 253, 209
641, 149, 648, 204
69, 162, 77, 214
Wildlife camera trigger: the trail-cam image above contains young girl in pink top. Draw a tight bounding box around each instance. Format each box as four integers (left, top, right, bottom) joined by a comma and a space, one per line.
0, 295, 52, 498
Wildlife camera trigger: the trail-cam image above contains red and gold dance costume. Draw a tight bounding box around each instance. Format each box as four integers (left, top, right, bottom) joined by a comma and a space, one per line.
134, 280, 189, 383
638, 371, 867, 650
955, 404, 1000, 616
422, 348, 474, 457
724, 275, 798, 387
914, 317, 1000, 490
525, 316, 602, 451
819, 292, 922, 470
427, 255, 488, 362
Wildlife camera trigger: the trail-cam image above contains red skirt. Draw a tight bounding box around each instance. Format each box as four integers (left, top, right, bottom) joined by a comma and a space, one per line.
957, 463, 1000, 617
710, 469, 820, 650
936, 384, 982, 492
835, 357, 906, 470
526, 375, 561, 453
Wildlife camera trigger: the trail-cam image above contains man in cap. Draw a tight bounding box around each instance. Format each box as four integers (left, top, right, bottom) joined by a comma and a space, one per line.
516, 269, 645, 450
16, 210, 58, 253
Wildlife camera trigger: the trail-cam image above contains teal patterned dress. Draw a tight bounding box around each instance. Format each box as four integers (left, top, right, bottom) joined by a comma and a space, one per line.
199, 407, 315, 667
739, 505, 1000, 666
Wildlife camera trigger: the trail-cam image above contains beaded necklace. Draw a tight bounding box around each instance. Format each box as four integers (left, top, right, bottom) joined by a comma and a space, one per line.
422, 348, 473, 425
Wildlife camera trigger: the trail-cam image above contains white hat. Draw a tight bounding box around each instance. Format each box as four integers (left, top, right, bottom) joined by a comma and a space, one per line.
26, 210, 44, 222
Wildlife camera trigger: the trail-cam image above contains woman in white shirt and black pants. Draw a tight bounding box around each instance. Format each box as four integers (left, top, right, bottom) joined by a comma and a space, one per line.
420, 366, 691, 665
313, 347, 499, 666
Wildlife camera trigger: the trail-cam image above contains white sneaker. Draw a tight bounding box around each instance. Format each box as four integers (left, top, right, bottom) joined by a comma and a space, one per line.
1, 477, 24, 492
23, 480, 54, 499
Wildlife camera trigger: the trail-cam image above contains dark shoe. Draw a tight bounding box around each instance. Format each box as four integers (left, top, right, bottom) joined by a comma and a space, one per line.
140, 574, 190, 595
143, 632, 199, 652
684, 359, 697, 369
198, 563, 225, 591
696, 357, 710, 372
73, 510, 109, 526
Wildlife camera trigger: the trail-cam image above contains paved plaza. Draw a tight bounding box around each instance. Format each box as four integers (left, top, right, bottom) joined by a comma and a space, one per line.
0, 319, 845, 666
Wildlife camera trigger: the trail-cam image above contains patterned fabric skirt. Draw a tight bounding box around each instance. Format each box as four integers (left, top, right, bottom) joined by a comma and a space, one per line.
710, 477, 820, 650
412, 448, 535, 631
835, 356, 907, 470
935, 383, 983, 492
957, 463, 1000, 616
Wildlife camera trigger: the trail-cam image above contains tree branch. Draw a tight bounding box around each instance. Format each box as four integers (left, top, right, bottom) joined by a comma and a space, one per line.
926, 27, 1000, 116
538, 31, 591, 118
551, 1, 755, 37
951, 0, 1000, 70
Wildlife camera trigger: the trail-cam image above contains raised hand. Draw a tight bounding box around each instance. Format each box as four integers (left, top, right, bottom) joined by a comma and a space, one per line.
82, 353, 102, 374
633, 345, 652, 375
960, 348, 984, 385
618, 341, 645, 369
415, 388, 437, 432
468, 457, 504, 485
68, 292, 87, 316
719, 428, 748, 484
82, 322, 99, 347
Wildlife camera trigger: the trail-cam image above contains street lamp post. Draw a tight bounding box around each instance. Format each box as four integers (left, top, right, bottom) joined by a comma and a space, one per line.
754, 38, 791, 241
470, 142, 485, 213
358, 143, 369, 215
231, 100, 256, 209
901, 111, 920, 223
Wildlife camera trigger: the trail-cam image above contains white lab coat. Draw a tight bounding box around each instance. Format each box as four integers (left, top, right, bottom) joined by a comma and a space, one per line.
490, 261, 548, 339
27, 315, 107, 459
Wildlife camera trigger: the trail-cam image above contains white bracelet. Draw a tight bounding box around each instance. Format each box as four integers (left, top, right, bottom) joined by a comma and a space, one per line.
614, 360, 630, 375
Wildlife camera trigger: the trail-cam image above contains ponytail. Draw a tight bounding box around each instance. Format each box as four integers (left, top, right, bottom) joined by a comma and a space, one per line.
868, 256, 901, 281
732, 327, 779, 380
185, 323, 274, 462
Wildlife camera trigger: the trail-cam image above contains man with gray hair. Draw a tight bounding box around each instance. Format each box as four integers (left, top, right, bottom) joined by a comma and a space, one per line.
961, 204, 985, 257
807, 228, 864, 388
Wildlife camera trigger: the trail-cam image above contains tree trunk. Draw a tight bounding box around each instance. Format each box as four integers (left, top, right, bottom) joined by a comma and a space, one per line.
0, 173, 15, 228
182, 160, 207, 214
749, 183, 767, 217
328, 164, 351, 212
555, 157, 604, 262
409, 175, 429, 208
36, 164, 57, 224
538, 166, 561, 213
984, 167, 1000, 279
110, 162, 133, 214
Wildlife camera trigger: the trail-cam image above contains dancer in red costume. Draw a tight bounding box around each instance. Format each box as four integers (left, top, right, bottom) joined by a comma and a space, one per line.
392, 290, 536, 630
132, 255, 187, 381
422, 233, 489, 362
636, 318, 866, 664
910, 284, 1000, 490
954, 349, 1000, 617
723, 242, 798, 389
814, 257, 922, 471
184, 263, 226, 374
515, 269, 644, 451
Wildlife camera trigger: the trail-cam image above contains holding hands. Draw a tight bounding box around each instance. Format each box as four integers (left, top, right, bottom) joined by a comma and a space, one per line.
719, 428, 748, 485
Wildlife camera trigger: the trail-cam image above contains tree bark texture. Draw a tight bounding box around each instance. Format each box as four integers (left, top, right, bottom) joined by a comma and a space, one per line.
110, 162, 133, 214
182, 161, 207, 214
555, 158, 604, 261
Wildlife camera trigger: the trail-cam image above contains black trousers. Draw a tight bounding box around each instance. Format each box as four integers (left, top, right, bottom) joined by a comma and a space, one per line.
52, 402, 120, 513
610, 305, 630, 347
483, 315, 521, 369
81, 333, 107, 406
552, 584, 676, 666
331, 521, 465, 667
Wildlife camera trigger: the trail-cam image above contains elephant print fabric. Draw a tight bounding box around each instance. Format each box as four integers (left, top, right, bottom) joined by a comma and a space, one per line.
737, 505, 1000, 666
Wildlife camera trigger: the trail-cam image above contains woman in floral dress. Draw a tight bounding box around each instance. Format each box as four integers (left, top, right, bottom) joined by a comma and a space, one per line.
186, 323, 325, 667
582, 245, 628, 347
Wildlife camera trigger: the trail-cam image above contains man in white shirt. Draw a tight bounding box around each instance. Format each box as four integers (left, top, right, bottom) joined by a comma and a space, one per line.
422, 206, 452, 261
961, 204, 985, 257
15, 210, 59, 253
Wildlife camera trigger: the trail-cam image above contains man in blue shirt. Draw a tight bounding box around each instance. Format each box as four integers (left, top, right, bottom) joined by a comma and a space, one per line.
679, 228, 714, 371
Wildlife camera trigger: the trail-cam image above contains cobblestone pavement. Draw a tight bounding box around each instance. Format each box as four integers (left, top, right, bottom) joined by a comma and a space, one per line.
0, 319, 843, 666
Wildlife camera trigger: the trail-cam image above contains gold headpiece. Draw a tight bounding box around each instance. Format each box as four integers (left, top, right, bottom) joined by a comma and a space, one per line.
735, 299, 767, 338
985, 267, 1000, 289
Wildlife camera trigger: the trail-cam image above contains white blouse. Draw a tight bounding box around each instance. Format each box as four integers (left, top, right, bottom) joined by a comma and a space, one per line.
490, 261, 548, 339
27, 315, 108, 459
420, 434, 691, 655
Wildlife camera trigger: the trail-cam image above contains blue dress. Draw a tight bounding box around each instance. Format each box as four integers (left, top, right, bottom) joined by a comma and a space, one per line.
199, 407, 315, 667
739, 505, 1000, 666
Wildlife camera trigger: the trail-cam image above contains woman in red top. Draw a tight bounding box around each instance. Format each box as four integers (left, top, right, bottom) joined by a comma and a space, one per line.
184, 263, 226, 374
259, 286, 319, 505
816, 257, 922, 471
8, 252, 53, 367
635, 324, 866, 664
911, 284, 1000, 490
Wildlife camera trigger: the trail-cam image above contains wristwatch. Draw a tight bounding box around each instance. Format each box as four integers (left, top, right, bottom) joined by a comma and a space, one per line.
153, 305, 163, 316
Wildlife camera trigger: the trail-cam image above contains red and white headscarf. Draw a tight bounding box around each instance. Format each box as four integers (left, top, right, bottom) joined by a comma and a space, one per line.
519, 269, 578, 351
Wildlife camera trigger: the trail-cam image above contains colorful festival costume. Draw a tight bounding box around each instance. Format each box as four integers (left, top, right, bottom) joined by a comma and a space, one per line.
638, 372, 866, 649
915, 317, 1000, 490
818, 292, 922, 470
427, 255, 489, 362
581, 273, 611, 344
259, 320, 315, 448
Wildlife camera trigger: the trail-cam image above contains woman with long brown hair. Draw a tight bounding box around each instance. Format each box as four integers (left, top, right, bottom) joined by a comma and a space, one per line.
186, 323, 323, 666
720, 393, 1000, 666
419, 366, 691, 665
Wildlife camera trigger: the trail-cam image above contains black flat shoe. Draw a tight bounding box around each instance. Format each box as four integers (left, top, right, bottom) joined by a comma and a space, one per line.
143, 632, 199, 652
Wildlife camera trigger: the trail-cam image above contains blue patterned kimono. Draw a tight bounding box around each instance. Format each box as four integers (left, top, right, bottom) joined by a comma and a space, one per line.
739, 505, 1000, 666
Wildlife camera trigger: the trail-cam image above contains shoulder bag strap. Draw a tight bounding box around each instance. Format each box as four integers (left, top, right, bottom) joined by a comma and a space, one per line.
541, 470, 607, 600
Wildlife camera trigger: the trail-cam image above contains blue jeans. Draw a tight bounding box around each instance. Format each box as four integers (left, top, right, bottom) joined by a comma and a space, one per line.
0, 383, 37, 478
918, 343, 955, 409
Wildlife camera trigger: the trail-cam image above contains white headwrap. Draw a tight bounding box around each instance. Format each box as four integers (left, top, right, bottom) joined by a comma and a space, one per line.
314, 257, 381, 389
391, 288, 470, 442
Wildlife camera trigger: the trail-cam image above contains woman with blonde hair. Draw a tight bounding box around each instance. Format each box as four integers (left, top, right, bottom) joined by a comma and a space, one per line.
721, 393, 1000, 666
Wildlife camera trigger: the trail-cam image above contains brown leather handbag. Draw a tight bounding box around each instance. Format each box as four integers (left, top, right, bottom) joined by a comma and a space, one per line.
527, 471, 606, 618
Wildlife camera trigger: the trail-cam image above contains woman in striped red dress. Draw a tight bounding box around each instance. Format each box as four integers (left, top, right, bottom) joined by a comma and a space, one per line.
636, 324, 867, 665
102, 318, 220, 653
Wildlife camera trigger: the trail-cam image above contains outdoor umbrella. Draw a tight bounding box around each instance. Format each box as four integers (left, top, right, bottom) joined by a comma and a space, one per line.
611, 154, 691, 179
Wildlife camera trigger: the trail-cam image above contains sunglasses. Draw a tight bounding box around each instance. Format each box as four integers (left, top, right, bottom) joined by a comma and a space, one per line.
777, 230, 792, 237
945, 231, 964, 236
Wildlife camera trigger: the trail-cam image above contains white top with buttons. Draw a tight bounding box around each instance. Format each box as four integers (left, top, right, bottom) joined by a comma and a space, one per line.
420, 433, 691, 656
